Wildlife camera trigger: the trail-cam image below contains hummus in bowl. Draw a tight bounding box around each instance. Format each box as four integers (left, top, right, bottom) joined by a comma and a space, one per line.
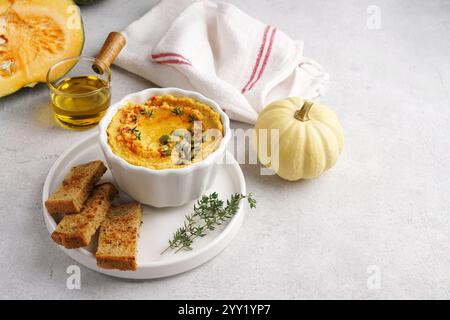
107, 95, 223, 170
98, 88, 231, 207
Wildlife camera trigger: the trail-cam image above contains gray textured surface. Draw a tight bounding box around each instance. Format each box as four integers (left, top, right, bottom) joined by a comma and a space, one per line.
1, 0, 450, 299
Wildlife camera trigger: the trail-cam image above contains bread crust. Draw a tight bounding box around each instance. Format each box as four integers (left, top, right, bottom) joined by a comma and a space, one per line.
45, 160, 107, 215
96, 202, 142, 271
51, 183, 118, 249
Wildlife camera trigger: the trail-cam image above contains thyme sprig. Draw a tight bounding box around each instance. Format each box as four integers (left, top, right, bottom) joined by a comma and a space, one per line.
188, 114, 197, 122
171, 106, 183, 116
130, 126, 141, 140
141, 107, 153, 117
162, 192, 256, 254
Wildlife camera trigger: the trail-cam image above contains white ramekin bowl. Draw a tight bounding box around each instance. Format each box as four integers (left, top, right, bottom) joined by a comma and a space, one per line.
98, 87, 231, 207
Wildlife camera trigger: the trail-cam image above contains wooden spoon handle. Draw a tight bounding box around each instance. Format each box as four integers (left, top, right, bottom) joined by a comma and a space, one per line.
93, 32, 126, 74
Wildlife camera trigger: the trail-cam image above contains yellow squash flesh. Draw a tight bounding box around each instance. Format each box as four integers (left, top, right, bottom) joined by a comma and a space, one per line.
0, 0, 84, 97
255, 97, 344, 181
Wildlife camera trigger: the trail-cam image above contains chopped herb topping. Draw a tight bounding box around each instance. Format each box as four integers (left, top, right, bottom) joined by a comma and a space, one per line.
141, 107, 153, 117
188, 114, 197, 122
171, 106, 183, 116
130, 126, 141, 140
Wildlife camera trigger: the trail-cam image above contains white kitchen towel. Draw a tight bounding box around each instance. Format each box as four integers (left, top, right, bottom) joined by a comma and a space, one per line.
115, 0, 328, 124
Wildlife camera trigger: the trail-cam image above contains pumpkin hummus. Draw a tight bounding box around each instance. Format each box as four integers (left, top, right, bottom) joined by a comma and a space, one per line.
107, 95, 223, 169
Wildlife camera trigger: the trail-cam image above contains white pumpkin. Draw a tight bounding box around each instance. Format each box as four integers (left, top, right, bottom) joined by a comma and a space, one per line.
254, 97, 344, 181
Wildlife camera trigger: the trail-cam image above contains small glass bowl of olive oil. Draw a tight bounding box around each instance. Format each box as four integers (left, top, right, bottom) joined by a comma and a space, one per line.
47, 56, 111, 129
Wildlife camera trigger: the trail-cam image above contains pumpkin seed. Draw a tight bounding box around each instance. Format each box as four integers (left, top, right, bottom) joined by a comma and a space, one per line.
160, 144, 171, 156
159, 134, 170, 145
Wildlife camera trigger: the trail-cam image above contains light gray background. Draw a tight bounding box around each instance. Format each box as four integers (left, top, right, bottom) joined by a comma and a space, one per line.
1, 0, 449, 299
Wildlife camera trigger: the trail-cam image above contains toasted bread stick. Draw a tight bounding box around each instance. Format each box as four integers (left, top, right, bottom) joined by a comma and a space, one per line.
51, 183, 118, 249
96, 202, 142, 271
45, 160, 107, 214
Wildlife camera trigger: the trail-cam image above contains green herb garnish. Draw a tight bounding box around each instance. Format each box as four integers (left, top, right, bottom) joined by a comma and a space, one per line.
141, 107, 153, 117
188, 114, 197, 122
162, 192, 256, 254
130, 126, 141, 140
159, 134, 170, 145
171, 106, 183, 116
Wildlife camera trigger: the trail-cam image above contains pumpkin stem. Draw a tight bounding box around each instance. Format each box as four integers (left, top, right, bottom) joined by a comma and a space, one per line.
294, 101, 314, 122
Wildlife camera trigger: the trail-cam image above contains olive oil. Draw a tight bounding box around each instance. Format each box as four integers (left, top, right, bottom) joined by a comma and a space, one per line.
51, 75, 111, 129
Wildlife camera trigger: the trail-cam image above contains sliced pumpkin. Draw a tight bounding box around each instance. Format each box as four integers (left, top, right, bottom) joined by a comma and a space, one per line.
0, 0, 84, 97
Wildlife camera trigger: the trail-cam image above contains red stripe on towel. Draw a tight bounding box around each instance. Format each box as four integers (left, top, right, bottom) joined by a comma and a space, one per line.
156, 59, 192, 66
241, 25, 271, 94
151, 52, 192, 64
247, 27, 277, 92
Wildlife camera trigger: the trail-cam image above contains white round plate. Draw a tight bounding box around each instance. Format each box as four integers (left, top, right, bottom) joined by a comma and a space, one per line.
42, 133, 246, 279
